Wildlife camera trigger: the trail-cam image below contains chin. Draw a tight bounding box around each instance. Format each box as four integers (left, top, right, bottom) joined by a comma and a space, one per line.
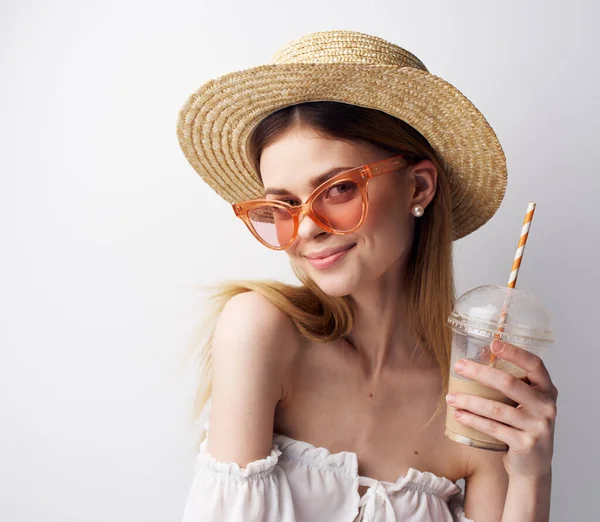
303, 264, 362, 297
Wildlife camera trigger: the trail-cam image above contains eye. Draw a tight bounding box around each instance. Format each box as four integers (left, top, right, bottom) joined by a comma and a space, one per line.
323, 181, 359, 203
330, 183, 354, 194
279, 198, 301, 206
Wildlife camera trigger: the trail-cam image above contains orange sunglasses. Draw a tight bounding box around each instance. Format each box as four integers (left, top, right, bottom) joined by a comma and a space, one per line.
232, 154, 408, 250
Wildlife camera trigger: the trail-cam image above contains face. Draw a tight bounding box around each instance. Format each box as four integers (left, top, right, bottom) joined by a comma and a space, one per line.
259, 127, 436, 296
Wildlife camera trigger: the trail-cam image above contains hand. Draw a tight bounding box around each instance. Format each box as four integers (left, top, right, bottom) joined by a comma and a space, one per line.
445, 340, 558, 479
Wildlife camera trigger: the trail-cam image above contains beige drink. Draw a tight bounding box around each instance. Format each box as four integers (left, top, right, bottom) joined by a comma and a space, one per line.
444, 285, 553, 451
445, 361, 527, 451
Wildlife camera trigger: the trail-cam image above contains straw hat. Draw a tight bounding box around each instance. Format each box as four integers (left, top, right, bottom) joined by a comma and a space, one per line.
176, 30, 507, 240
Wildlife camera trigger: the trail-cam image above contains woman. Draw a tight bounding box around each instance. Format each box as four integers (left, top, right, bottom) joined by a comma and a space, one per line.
176, 30, 557, 522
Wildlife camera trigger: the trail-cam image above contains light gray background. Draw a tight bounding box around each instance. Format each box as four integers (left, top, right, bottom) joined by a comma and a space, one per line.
1, 1, 597, 520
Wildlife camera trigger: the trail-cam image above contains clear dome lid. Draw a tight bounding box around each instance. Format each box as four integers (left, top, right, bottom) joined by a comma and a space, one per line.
447, 285, 554, 346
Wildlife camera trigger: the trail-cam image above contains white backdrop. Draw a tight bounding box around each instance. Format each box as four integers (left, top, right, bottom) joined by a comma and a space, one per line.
1, 1, 598, 520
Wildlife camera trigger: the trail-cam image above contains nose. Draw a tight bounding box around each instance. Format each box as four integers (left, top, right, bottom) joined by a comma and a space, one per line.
297, 211, 328, 241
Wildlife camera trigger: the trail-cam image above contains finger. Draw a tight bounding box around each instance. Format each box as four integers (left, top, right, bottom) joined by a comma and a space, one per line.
454, 358, 539, 406
452, 408, 521, 447
446, 392, 529, 430
490, 340, 556, 396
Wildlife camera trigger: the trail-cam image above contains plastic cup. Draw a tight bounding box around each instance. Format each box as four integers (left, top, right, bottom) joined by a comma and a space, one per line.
445, 285, 554, 451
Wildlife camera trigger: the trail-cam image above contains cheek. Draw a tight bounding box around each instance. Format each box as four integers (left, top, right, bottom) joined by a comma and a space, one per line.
360, 189, 412, 253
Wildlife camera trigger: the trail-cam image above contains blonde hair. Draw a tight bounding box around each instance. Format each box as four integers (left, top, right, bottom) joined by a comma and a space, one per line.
184, 101, 455, 446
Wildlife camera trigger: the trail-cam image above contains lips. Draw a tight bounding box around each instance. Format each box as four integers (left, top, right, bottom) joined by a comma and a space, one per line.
305, 244, 356, 259
303, 243, 356, 269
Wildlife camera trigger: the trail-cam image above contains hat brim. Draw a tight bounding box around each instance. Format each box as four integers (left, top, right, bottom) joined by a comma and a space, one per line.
177, 63, 507, 240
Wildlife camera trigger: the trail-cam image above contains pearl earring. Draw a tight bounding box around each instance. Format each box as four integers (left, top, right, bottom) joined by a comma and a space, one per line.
412, 205, 424, 217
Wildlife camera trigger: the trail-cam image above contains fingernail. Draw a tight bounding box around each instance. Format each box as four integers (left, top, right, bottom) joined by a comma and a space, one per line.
454, 360, 465, 372
446, 393, 456, 404
454, 410, 462, 418
491, 340, 504, 353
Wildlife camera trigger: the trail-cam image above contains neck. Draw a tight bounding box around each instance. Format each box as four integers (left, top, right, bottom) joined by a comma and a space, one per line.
344, 260, 435, 380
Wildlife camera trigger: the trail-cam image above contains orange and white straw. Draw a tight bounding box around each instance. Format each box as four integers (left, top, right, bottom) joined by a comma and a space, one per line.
490, 202, 537, 365
507, 202, 536, 289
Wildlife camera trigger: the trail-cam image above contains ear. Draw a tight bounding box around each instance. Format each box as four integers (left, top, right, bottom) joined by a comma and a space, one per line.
408, 159, 437, 211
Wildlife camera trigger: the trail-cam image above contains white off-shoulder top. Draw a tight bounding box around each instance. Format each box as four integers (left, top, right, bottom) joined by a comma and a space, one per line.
181, 398, 474, 522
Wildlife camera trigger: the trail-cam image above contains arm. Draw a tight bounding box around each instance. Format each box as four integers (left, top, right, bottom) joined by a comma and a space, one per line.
462, 449, 551, 522
462, 450, 509, 521
207, 290, 301, 466
180, 291, 301, 521
501, 472, 552, 522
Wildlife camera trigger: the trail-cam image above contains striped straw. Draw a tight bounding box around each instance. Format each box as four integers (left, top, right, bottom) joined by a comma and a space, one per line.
490, 202, 537, 365
508, 202, 537, 288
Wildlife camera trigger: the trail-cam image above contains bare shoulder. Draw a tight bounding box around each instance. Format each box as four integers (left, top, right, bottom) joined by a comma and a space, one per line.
462, 445, 509, 520
219, 290, 301, 340
207, 290, 303, 466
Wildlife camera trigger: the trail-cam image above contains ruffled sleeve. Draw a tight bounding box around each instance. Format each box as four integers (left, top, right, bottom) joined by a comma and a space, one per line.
181, 438, 297, 522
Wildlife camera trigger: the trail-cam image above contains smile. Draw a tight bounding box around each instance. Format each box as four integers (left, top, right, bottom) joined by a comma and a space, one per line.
304, 244, 356, 269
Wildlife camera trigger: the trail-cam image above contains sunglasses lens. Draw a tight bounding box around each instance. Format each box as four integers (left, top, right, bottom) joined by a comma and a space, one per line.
247, 205, 295, 248
313, 180, 364, 231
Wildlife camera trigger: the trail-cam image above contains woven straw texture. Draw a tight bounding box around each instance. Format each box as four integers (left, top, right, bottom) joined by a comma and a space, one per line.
177, 30, 507, 240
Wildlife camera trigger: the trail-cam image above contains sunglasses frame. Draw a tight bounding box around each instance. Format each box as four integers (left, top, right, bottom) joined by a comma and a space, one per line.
232, 154, 408, 250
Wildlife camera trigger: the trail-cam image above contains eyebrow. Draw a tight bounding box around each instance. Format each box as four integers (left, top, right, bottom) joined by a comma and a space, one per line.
264, 166, 354, 196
